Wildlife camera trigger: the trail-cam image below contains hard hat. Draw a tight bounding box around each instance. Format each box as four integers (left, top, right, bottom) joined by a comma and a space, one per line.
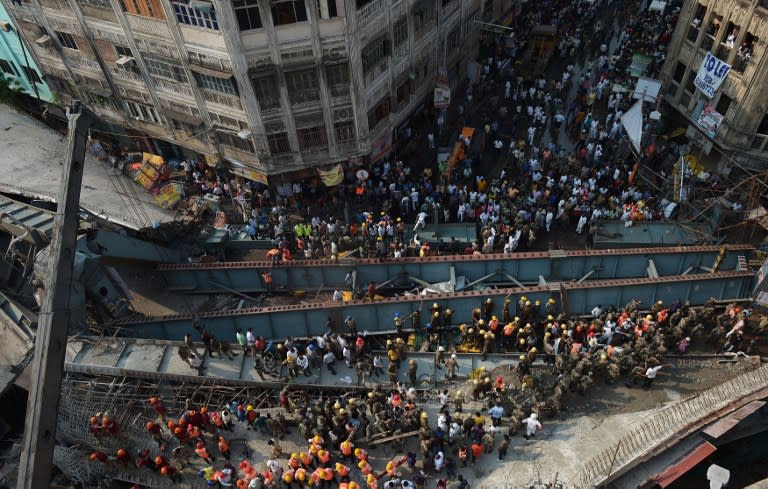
535, 300, 541, 306
519, 355, 526, 361
438, 346, 445, 352
459, 323, 467, 331
548, 299, 556, 304
90, 416, 98, 424
146, 421, 156, 430
492, 315, 497, 320
521, 296, 527, 301
368, 392, 375, 398
451, 354, 457, 359
358, 460, 367, 469
445, 308, 452, 314
456, 390, 463, 395
246, 405, 254, 411
149, 396, 158, 404
409, 359, 417, 365
349, 483, 359, 489
339, 409, 347, 415
525, 301, 531, 306
483, 377, 490, 383
394, 312, 401, 318
468, 328, 474, 334
478, 319, 485, 325
530, 413, 538, 420
519, 338, 526, 345
355, 448, 362, 456
599, 353, 607, 360
433, 311, 440, 318
646, 315, 653, 320
504, 299, 511, 304
396, 338, 404, 344
547, 314, 554, 321
514, 316, 520, 321
529, 347, 538, 353
657, 300, 663, 304
200, 406, 208, 414
544, 332, 552, 337
291, 453, 299, 459
420, 411, 429, 418
333, 401, 342, 410
277, 343, 284, 349
486, 298, 493, 304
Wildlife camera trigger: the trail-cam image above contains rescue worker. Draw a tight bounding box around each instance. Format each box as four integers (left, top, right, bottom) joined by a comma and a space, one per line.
445, 354, 459, 379
408, 359, 418, 386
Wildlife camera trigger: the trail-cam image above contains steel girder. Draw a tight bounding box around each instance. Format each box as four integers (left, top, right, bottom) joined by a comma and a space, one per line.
117, 270, 754, 341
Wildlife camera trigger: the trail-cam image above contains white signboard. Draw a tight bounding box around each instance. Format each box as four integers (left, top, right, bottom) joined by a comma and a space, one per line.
694, 52, 731, 98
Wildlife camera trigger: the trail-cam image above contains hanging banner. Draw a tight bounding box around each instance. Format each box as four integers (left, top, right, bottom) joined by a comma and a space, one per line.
694, 52, 731, 98
370, 132, 392, 164
434, 66, 451, 109
317, 164, 344, 187
134, 162, 160, 189
696, 103, 724, 138
229, 166, 269, 185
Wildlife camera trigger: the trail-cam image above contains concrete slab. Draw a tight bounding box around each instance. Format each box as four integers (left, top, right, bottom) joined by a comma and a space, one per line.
118, 344, 166, 371
0, 104, 176, 230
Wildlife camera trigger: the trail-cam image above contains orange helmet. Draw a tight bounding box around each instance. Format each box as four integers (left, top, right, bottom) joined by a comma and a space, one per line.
146, 421, 156, 430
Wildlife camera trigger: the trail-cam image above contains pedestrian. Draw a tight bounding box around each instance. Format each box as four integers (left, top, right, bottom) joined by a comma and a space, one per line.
236, 328, 247, 354
457, 474, 470, 489
498, 434, 510, 461
522, 413, 542, 440
253, 354, 266, 380
246, 328, 256, 356
643, 363, 664, 388
323, 350, 337, 375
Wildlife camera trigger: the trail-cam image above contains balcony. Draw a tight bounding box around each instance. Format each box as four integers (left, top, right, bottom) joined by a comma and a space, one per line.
357, 0, 384, 26
153, 77, 194, 97
125, 14, 172, 38
201, 89, 243, 110
109, 66, 144, 84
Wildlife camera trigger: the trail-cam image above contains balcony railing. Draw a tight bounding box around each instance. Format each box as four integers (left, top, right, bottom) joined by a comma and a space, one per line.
202, 89, 243, 110
153, 76, 194, 97
125, 13, 170, 37
358, 0, 384, 25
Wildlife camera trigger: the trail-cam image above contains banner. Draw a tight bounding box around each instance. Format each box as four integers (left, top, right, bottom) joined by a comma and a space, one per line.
696, 103, 724, 138
134, 162, 160, 189
229, 166, 269, 185
370, 132, 392, 164
317, 164, 344, 187
434, 66, 451, 109
694, 52, 731, 98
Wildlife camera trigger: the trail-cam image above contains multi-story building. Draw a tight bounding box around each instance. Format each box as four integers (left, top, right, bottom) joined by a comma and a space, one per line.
659, 0, 768, 168
1, 0, 490, 179
0, 2, 54, 103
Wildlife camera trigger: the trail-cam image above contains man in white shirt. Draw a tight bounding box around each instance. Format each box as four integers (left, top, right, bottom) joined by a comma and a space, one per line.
643, 364, 664, 388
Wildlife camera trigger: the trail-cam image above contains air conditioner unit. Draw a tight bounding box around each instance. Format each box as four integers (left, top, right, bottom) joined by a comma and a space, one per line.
115, 56, 135, 67
0, 21, 12, 33
35, 35, 50, 47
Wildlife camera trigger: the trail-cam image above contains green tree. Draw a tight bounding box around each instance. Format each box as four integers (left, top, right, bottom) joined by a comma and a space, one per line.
0, 75, 22, 107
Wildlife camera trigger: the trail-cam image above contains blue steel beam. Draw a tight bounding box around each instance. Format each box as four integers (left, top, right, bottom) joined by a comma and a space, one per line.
158, 245, 753, 293
117, 270, 754, 341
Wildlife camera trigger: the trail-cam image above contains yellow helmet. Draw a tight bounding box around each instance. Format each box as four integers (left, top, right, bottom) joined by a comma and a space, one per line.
459, 323, 467, 331
529, 347, 538, 353
535, 300, 541, 306
519, 355, 526, 361
338, 409, 346, 415
525, 301, 531, 306
478, 319, 485, 325
432, 303, 439, 309
521, 296, 527, 301
333, 401, 341, 410
547, 314, 554, 321
420, 412, 428, 418
548, 298, 556, 304
396, 338, 404, 344
486, 298, 492, 304
445, 308, 452, 315
492, 315, 497, 320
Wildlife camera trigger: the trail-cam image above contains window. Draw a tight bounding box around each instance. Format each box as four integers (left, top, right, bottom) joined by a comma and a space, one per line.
125, 100, 161, 123
234, 0, 262, 30
367, 96, 390, 129
120, 0, 165, 19
396, 79, 411, 103
196, 73, 237, 95
115, 45, 132, 57
734, 32, 757, 74
685, 71, 696, 95
757, 114, 768, 135
271, 0, 307, 25
267, 132, 291, 154
172, 0, 219, 30
298, 126, 328, 150
144, 57, 187, 82
413, 1, 434, 35
0, 59, 18, 76
362, 37, 390, 74
56, 31, 78, 50
447, 26, 460, 50
715, 94, 732, 116
316, 0, 337, 18
673, 62, 686, 84
334, 121, 355, 142
218, 131, 256, 153
687, 3, 705, 43
252, 76, 281, 110
393, 16, 408, 47
22, 67, 42, 83
285, 69, 319, 104
326, 63, 349, 97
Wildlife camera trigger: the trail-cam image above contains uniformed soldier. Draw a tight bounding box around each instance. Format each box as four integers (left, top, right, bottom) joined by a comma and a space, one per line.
408, 359, 418, 386
445, 354, 459, 379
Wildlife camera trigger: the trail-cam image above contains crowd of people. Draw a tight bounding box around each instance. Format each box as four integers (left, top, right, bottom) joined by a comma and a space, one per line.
172, 1, 693, 263
83, 293, 760, 488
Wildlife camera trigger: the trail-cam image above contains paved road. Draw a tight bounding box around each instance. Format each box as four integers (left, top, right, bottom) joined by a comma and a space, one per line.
0, 104, 176, 230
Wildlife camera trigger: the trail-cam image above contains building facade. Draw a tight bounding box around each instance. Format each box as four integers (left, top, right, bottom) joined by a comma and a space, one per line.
660, 0, 768, 168
1, 0, 489, 178
0, 2, 54, 103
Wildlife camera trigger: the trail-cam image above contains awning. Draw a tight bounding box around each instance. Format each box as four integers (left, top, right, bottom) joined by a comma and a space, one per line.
652, 441, 717, 487
162, 109, 203, 127
189, 63, 232, 80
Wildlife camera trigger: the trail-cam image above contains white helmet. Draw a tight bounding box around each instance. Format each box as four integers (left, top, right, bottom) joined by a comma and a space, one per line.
530, 413, 538, 420
438, 346, 445, 352
451, 354, 457, 359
